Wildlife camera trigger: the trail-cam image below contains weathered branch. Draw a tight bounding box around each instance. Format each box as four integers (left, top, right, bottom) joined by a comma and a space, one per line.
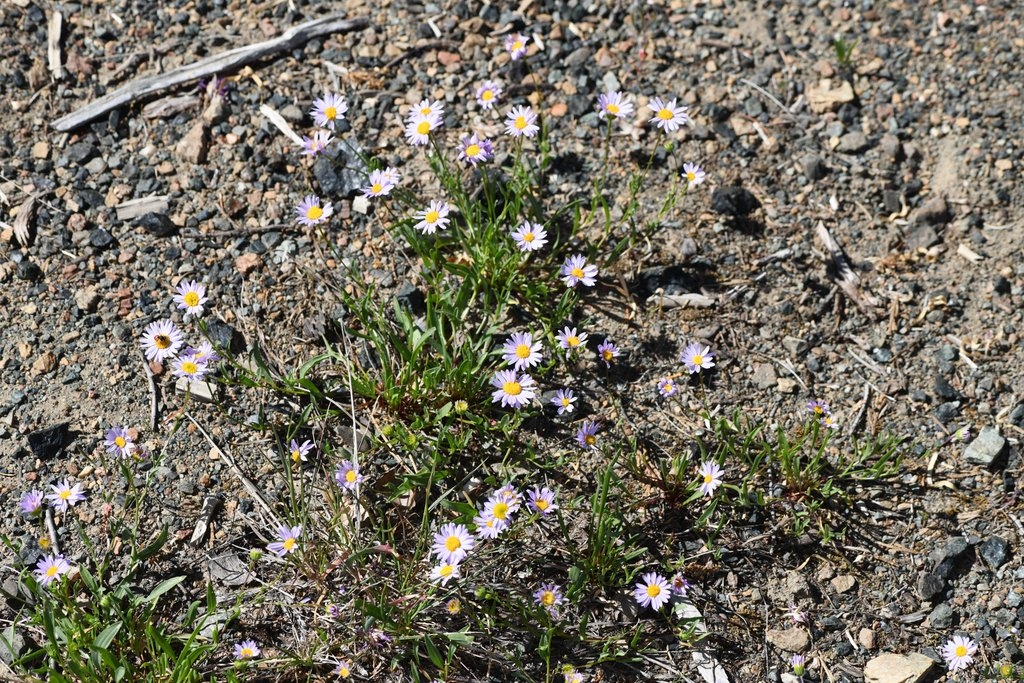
53, 14, 369, 132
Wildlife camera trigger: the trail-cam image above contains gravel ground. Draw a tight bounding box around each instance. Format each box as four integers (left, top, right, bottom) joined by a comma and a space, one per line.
1, 0, 1023, 681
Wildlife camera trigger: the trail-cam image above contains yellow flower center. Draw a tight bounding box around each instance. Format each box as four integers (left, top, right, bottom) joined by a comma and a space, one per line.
184, 291, 200, 306
419, 106, 431, 116
515, 344, 531, 359
567, 336, 579, 347
371, 183, 383, 194
283, 537, 296, 551
181, 361, 198, 375
512, 40, 523, 50
540, 591, 555, 606
447, 599, 461, 613
154, 334, 171, 349
425, 210, 439, 223
607, 103, 620, 115
602, 350, 614, 361
59, 489, 71, 500
955, 645, 967, 657
241, 648, 254, 658
503, 381, 522, 396
692, 355, 703, 366
560, 398, 570, 407
325, 106, 337, 120
417, 120, 431, 134
657, 108, 673, 121
466, 143, 481, 157
445, 536, 462, 552
345, 470, 357, 483
515, 115, 527, 130
114, 436, 127, 448
647, 584, 662, 598
686, 172, 696, 182
482, 90, 493, 101
584, 435, 596, 446
492, 502, 509, 520
535, 499, 548, 510
571, 267, 585, 278
291, 450, 301, 463
439, 564, 454, 578
307, 205, 323, 220
704, 474, 713, 484
523, 232, 535, 242
46, 565, 59, 577
338, 665, 350, 678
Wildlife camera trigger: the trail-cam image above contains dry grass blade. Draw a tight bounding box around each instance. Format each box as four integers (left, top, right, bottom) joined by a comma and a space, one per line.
12, 196, 35, 247
814, 221, 880, 318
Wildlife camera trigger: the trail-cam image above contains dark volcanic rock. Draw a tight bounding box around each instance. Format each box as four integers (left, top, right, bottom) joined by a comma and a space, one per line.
26, 422, 72, 459
137, 212, 178, 237
205, 318, 246, 355
979, 536, 1010, 571
711, 186, 761, 217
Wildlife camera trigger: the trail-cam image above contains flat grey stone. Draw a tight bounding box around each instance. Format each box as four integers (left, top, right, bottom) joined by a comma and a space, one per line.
836, 131, 870, 153
963, 426, 1007, 467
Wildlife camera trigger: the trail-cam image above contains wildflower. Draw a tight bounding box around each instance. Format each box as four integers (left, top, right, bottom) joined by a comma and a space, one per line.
490, 369, 536, 409
191, 340, 221, 365
334, 659, 354, 678
551, 388, 576, 415
289, 439, 313, 465
820, 415, 839, 430
456, 132, 494, 166
171, 350, 210, 380
483, 493, 516, 527
310, 92, 348, 130
647, 96, 690, 132
633, 572, 672, 610
504, 32, 529, 60
502, 331, 543, 371
234, 640, 261, 660
409, 98, 445, 121
680, 341, 715, 374
786, 604, 808, 625
505, 105, 539, 138
414, 200, 451, 234
446, 598, 462, 614
941, 634, 977, 671
670, 573, 690, 596
949, 425, 971, 442
682, 162, 706, 188
173, 279, 208, 317
556, 327, 588, 356
362, 168, 397, 198
597, 91, 634, 120
20, 490, 43, 515
575, 421, 599, 450
534, 583, 564, 614
141, 319, 184, 363
494, 484, 521, 510
325, 603, 342, 619
294, 194, 334, 227
475, 80, 502, 109
658, 377, 678, 398
432, 522, 475, 565
509, 220, 548, 253
474, 511, 506, 539
698, 460, 723, 496
564, 670, 584, 683
47, 479, 86, 513
266, 524, 302, 557
527, 486, 558, 515
791, 654, 806, 677
405, 112, 443, 145
334, 460, 364, 491
597, 339, 621, 367
104, 425, 134, 458
560, 254, 598, 288
430, 560, 461, 586
34, 554, 71, 587
301, 129, 334, 156
806, 399, 830, 416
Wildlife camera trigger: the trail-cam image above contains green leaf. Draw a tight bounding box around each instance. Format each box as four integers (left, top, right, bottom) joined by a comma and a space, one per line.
144, 575, 186, 603
422, 635, 443, 668
93, 621, 123, 650
135, 526, 168, 563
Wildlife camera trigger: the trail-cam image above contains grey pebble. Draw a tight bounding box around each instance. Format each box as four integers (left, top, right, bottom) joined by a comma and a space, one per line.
964, 427, 1008, 468
980, 536, 1010, 571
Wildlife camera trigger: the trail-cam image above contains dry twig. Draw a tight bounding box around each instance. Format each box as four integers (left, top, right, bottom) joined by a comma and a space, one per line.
53, 14, 369, 131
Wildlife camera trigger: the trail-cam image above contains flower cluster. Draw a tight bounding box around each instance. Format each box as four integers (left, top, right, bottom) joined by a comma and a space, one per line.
633, 570, 691, 610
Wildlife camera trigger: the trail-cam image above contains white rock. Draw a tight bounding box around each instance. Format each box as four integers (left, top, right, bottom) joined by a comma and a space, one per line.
863, 653, 935, 683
